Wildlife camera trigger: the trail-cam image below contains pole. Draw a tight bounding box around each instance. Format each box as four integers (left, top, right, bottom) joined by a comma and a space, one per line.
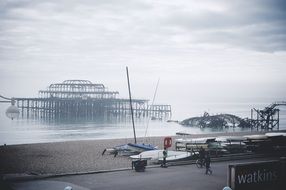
144, 78, 160, 139
278, 109, 280, 130
126, 67, 137, 144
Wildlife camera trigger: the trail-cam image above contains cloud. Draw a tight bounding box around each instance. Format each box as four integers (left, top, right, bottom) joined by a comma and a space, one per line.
0, 0, 286, 80
0, 0, 285, 64
162, 0, 286, 52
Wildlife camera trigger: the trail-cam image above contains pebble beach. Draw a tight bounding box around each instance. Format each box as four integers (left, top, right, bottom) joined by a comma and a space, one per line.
0, 137, 166, 175
0, 131, 265, 175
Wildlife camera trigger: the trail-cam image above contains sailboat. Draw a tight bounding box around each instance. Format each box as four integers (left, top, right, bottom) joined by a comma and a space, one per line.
102, 67, 157, 156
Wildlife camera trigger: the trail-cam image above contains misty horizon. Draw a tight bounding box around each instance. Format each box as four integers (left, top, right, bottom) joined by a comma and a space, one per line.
1, 0, 286, 120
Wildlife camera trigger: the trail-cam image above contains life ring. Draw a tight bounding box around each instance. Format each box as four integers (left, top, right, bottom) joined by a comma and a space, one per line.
164, 137, 172, 148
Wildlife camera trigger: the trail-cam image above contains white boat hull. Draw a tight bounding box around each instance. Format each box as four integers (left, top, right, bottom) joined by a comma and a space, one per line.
130, 150, 192, 161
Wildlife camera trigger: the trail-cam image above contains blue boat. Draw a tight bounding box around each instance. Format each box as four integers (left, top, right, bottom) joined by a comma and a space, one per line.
127, 143, 157, 152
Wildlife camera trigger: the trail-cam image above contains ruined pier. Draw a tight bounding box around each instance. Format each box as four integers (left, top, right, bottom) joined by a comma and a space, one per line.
14, 80, 171, 121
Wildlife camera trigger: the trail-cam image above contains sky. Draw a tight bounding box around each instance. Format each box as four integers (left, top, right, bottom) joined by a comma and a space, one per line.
0, 0, 286, 119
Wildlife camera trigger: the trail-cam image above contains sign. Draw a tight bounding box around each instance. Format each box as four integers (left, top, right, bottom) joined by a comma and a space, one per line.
228, 159, 285, 190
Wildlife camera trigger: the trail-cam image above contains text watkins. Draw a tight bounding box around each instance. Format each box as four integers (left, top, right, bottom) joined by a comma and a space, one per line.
237, 169, 278, 184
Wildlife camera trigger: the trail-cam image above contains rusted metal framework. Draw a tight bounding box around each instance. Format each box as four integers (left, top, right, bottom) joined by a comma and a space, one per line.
14, 80, 172, 121
251, 101, 286, 130
39, 80, 118, 99
148, 104, 172, 119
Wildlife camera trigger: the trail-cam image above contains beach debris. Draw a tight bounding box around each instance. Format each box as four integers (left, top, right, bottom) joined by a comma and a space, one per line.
180, 112, 251, 128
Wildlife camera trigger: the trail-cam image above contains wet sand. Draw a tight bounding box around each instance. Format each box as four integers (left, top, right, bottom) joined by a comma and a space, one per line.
0, 131, 265, 175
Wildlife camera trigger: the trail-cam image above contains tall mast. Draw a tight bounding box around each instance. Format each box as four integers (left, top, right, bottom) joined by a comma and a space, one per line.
126, 67, 137, 144
144, 78, 160, 139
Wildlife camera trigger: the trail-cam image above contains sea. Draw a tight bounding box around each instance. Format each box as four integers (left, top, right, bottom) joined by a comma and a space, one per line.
0, 102, 285, 145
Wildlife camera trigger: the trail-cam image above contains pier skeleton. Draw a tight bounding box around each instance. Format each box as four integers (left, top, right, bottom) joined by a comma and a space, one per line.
250, 101, 286, 130
12, 80, 172, 121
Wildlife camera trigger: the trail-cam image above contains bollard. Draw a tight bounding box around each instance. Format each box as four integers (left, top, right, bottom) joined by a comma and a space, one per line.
132, 160, 147, 172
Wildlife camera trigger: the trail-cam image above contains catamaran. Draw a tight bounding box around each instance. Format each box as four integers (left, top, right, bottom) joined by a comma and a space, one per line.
102, 67, 157, 156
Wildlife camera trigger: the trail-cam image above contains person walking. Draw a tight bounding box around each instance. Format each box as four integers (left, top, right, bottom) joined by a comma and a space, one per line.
161, 147, 168, 168
205, 152, 212, 175
199, 146, 205, 167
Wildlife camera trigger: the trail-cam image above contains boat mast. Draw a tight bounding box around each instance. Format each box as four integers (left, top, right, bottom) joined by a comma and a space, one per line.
144, 78, 160, 139
126, 67, 137, 144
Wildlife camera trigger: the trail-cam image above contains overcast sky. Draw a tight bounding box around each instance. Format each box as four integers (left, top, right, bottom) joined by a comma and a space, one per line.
0, 0, 286, 119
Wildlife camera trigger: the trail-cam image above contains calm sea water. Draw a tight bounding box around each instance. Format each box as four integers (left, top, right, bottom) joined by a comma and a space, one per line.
0, 102, 285, 145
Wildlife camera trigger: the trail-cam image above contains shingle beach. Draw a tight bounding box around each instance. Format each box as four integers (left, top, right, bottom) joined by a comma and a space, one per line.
0, 131, 264, 175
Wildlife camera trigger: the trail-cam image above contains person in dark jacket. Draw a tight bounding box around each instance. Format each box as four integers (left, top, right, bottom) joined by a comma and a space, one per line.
205, 152, 212, 175
161, 147, 168, 168
199, 146, 206, 167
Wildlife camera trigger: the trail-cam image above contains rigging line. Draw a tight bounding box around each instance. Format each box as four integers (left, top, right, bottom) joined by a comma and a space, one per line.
126, 67, 137, 144
144, 78, 160, 140
0, 95, 12, 101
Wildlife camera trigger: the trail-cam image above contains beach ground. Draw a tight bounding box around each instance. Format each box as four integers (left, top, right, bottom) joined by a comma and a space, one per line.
0, 131, 265, 176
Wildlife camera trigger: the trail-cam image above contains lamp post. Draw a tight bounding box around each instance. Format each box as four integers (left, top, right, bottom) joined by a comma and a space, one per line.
0, 95, 20, 120
6, 98, 20, 120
